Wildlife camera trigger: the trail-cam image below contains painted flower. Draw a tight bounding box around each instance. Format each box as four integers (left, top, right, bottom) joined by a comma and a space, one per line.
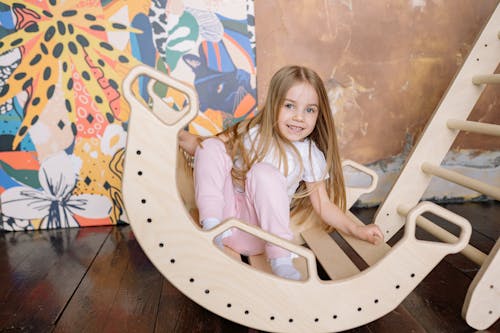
1, 151, 112, 229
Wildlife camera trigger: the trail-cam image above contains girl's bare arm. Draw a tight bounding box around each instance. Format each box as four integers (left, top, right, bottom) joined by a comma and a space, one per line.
306, 181, 383, 244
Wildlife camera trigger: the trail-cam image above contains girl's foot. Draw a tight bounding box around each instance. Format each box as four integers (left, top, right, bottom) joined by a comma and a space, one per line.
201, 218, 231, 248
270, 257, 301, 280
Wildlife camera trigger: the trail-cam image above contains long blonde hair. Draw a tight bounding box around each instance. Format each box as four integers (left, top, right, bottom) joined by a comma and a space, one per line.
219, 65, 346, 232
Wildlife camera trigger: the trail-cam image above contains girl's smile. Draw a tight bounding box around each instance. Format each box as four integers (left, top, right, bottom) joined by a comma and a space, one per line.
277, 82, 319, 142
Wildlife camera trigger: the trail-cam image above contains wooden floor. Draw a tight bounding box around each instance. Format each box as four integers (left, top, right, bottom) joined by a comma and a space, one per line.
0, 201, 498, 333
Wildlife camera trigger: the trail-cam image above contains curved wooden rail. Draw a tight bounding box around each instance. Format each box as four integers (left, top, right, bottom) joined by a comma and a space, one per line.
122, 65, 472, 332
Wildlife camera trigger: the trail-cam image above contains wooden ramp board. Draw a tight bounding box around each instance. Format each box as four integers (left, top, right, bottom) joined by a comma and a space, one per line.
121, 65, 473, 333
301, 225, 360, 280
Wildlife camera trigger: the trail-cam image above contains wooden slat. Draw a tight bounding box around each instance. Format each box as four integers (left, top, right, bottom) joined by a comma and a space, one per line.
301, 226, 360, 280
247, 254, 273, 274
293, 256, 308, 280
340, 212, 391, 266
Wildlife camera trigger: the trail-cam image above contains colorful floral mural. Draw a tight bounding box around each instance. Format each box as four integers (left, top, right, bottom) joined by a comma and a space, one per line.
0, 0, 256, 230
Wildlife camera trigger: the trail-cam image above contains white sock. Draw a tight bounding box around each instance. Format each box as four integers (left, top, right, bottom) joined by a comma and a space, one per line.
201, 217, 221, 230
201, 218, 232, 248
270, 256, 301, 281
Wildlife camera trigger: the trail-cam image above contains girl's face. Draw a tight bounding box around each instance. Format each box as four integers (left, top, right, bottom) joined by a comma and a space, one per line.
277, 82, 319, 142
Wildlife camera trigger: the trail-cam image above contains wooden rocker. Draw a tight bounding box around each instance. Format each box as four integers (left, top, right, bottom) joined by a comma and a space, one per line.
121, 65, 473, 332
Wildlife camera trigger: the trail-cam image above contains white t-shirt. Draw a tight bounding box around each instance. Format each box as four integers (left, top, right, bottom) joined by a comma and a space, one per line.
240, 126, 329, 199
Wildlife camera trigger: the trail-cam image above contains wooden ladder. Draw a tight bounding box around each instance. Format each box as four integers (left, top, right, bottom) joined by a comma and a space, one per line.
371, 4, 500, 330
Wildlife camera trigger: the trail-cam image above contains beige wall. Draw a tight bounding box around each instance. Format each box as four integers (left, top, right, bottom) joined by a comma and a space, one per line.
254, 0, 499, 164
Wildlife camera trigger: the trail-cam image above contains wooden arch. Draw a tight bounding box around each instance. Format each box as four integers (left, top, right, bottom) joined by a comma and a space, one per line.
121, 65, 471, 333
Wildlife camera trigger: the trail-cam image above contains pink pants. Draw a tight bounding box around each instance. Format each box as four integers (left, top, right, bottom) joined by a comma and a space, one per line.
194, 138, 292, 258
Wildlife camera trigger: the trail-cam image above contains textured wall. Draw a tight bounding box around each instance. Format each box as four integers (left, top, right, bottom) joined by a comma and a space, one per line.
254, 0, 499, 204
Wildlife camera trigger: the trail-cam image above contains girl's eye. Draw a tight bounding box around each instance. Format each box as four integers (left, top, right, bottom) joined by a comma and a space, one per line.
306, 107, 317, 113
284, 102, 295, 110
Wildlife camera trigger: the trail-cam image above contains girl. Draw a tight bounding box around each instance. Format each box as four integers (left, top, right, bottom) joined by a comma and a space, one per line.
179, 65, 382, 280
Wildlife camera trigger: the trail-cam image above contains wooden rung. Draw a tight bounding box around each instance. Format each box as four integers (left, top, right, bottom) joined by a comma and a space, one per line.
447, 119, 500, 136
397, 205, 486, 266
421, 162, 500, 200
293, 256, 309, 280
472, 74, 500, 85
301, 226, 360, 280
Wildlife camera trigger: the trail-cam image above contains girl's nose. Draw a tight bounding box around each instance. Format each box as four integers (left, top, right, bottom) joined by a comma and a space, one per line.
293, 110, 304, 121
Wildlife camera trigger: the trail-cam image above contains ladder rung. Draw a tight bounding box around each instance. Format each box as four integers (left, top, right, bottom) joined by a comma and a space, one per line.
447, 119, 500, 136
397, 205, 487, 266
472, 74, 500, 85
421, 162, 500, 200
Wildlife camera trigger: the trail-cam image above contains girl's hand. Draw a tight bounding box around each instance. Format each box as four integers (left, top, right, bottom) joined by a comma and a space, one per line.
354, 224, 383, 245
178, 130, 201, 156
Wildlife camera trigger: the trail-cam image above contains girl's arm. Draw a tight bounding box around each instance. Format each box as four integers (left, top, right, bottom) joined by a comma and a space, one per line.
306, 181, 383, 245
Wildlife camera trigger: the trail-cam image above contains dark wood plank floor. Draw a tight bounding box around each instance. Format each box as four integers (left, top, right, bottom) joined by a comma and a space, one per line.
0, 201, 498, 333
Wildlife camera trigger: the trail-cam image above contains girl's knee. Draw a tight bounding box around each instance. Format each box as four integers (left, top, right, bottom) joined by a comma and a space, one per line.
247, 163, 286, 189
251, 162, 283, 179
